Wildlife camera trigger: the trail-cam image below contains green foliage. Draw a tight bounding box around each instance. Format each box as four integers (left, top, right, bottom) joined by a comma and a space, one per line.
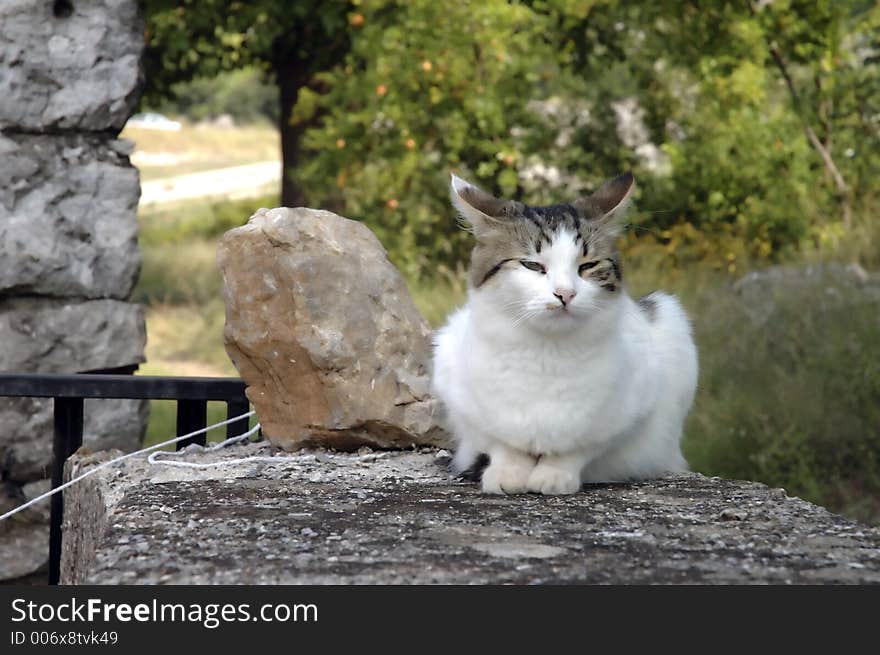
295, 0, 878, 278
140, 0, 354, 203
297, 0, 569, 278
142, 1, 878, 273
140, 0, 351, 102
151, 67, 279, 124
653, 101, 816, 262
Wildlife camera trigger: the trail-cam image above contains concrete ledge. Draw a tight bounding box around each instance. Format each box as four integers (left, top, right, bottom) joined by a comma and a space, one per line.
62, 443, 880, 584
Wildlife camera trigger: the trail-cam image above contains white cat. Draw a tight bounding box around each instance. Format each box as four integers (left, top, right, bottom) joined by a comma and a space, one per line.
432, 172, 698, 495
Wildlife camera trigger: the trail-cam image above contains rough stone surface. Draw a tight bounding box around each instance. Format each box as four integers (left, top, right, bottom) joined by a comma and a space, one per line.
0, 293, 148, 524
0, 0, 144, 132
0, 520, 49, 582
218, 207, 449, 451
0, 297, 145, 373
0, 133, 141, 299
0, 478, 50, 581
62, 444, 880, 584
0, 295, 147, 581
734, 262, 880, 326
0, 0, 147, 583
0, 396, 148, 483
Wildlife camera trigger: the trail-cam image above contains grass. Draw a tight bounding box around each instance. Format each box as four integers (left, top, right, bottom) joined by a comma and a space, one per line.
139, 297, 241, 446
125, 121, 279, 418
121, 122, 278, 181
622, 244, 880, 524
136, 192, 276, 446
680, 271, 880, 524
139, 297, 261, 447
138, 193, 278, 247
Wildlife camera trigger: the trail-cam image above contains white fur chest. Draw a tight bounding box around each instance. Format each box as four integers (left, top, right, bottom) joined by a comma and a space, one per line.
439, 306, 655, 455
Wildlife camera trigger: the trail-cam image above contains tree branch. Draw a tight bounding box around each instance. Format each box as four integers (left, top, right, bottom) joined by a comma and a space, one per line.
747, 0, 852, 228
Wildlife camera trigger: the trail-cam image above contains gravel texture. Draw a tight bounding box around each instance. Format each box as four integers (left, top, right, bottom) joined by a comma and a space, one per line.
62, 443, 880, 584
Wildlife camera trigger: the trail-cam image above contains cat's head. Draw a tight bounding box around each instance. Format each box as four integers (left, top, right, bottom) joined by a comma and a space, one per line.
450, 171, 634, 332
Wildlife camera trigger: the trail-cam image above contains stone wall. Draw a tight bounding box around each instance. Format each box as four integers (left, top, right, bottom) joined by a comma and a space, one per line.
61, 444, 880, 584
0, 0, 147, 582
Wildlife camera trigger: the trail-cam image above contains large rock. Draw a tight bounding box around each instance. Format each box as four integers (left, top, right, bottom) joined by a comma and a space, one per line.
0, 0, 144, 132
733, 263, 880, 326
61, 444, 880, 584
218, 207, 448, 450
0, 133, 141, 299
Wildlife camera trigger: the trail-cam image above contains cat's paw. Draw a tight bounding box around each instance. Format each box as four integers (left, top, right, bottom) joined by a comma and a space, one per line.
527, 465, 581, 495
481, 462, 532, 495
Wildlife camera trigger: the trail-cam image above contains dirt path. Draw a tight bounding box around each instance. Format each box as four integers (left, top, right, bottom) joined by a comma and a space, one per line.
139, 160, 280, 205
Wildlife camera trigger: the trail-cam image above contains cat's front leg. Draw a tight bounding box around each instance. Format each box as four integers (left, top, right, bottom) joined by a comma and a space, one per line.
527, 451, 587, 495
481, 443, 537, 495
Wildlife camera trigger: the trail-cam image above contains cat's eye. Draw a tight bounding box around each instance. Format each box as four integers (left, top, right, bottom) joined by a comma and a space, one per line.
520, 260, 546, 274
578, 261, 599, 274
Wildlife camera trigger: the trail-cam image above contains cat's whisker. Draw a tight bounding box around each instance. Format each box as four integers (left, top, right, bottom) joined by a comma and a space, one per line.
509, 308, 532, 325
502, 300, 537, 319
511, 308, 542, 327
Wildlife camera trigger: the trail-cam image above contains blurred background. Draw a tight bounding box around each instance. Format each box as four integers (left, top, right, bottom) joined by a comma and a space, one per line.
130, 1, 879, 523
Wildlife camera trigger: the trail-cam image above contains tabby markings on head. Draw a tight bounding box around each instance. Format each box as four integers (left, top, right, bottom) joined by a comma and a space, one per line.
450, 171, 634, 293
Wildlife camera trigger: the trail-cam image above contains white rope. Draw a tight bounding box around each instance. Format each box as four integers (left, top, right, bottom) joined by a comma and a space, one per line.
145, 422, 301, 470
0, 410, 256, 523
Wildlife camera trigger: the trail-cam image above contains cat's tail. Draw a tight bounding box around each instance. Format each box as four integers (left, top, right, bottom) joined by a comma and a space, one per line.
452, 444, 489, 482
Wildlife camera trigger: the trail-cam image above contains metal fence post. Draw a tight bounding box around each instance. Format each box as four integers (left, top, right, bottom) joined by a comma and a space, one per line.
0, 372, 251, 584
226, 396, 251, 440
50, 397, 84, 585
176, 399, 208, 449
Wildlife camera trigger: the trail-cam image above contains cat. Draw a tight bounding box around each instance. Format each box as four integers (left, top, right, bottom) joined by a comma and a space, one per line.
431, 171, 698, 495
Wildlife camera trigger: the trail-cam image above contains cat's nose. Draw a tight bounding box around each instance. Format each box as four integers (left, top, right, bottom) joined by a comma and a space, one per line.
554, 288, 576, 306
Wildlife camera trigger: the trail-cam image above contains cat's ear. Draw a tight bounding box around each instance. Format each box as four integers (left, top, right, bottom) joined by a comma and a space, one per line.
572, 172, 635, 234
449, 173, 512, 234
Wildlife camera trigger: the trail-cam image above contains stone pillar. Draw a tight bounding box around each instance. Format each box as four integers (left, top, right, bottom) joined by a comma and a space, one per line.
0, 0, 147, 582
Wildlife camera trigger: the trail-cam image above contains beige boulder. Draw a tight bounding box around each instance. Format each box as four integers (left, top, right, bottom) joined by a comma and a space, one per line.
218, 207, 449, 450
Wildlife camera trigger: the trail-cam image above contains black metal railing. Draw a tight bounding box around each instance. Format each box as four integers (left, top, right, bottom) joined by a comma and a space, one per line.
0, 369, 251, 585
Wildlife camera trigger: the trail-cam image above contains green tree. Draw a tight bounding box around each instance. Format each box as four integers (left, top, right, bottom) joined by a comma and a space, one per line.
640, 0, 879, 230
154, 67, 280, 124
140, 0, 354, 205
140, 0, 877, 276
299, 0, 829, 274
295, 0, 571, 278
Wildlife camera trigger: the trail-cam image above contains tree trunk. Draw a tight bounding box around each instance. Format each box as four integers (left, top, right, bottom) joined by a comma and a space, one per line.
276, 58, 309, 207
271, 19, 351, 208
